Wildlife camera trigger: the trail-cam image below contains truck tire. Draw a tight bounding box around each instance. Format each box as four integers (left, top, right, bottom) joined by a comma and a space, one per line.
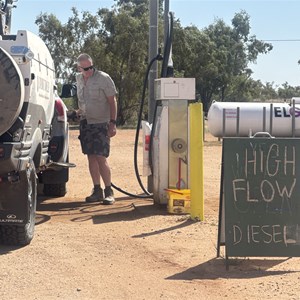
0, 161, 37, 246
42, 152, 69, 197
43, 183, 67, 197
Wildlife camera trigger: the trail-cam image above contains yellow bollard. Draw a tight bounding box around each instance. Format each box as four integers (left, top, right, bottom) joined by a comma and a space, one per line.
189, 102, 204, 221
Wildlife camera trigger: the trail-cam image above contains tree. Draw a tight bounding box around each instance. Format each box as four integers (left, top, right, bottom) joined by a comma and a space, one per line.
260, 82, 278, 100
97, 5, 150, 125
36, 8, 104, 81
36, 4, 275, 120
36, 3, 155, 125
223, 75, 262, 102
173, 11, 273, 112
96, 0, 165, 124
278, 82, 300, 100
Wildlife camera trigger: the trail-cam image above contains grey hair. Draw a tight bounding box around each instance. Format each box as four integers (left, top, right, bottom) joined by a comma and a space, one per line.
77, 53, 93, 64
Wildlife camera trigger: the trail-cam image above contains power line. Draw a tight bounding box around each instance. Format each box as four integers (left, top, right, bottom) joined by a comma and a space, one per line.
262, 39, 300, 42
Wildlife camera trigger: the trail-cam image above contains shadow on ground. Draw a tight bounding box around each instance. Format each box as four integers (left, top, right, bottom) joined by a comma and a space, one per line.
0, 245, 26, 254
36, 196, 169, 225
167, 257, 299, 280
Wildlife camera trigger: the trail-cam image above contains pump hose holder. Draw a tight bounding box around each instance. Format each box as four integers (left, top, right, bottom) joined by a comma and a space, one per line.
171, 138, 187, 153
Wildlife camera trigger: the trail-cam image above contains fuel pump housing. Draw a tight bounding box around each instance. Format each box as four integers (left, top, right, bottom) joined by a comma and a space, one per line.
152, 77, 195, 204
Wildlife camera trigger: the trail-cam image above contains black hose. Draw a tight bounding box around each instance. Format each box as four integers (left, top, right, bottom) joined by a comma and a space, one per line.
2, 0, 7, 11
133, 54, 162, 195
111, 12, 174, 199
149, 12, 174, 172
111, 53, 162, 199
111, 182, 152, 199
161, 12, 174, 78
0, 1, 7, 35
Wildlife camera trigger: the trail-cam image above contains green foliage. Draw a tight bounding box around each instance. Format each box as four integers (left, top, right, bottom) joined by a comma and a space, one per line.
172, 10, 273, 111
97, 4, 150, 125
35, 8, 104, 82
61, 97, 75, 110
35, 2, 299, 123
36, 1, 166, 125
278, 82, 300, 100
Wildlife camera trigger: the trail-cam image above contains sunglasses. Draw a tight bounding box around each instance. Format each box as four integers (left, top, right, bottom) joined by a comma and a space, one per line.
79, 65, 94, 71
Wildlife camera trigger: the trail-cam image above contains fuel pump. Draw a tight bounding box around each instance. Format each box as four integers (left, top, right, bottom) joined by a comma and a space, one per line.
152, 78, 196, 205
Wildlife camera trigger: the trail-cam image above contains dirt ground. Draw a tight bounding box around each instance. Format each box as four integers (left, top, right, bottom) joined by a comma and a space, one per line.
1, 128, 300, 300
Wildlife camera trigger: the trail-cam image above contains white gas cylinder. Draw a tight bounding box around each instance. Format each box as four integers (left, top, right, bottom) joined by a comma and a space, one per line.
207, 101, 300, 137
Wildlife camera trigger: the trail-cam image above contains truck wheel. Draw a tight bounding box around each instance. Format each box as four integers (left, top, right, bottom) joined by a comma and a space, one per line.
0, 161, 37, 246
43, 183, 67, 197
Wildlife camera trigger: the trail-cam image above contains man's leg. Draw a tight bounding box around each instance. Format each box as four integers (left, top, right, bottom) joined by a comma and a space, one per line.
96, 155, 111, 186
96, 155, 115, 204
88, 154, 102, 185
85, 154, 104, 202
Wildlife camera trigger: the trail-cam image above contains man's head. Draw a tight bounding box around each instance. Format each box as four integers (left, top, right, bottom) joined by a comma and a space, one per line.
77, 53, 94, 78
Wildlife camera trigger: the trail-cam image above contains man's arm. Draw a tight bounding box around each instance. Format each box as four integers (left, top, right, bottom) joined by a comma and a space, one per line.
108, 95, 117, 121
107, 95, 117, 137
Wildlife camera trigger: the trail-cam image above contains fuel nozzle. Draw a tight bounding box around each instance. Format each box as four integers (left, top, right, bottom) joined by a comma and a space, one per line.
156, 46, 163, 61
166, 46, 174, 77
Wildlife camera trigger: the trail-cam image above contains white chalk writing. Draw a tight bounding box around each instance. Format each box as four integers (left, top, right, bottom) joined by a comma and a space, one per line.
232, 224, 300, 246
232, 143, 296, 215
244, 143, 295, 178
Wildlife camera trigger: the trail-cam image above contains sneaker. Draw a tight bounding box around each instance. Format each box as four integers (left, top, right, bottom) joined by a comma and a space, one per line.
103, 187, 115, 205
85, 188, 104, 203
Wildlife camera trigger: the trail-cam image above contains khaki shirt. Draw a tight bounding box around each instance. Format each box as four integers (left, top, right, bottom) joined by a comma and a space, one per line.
76, 70, 117, 124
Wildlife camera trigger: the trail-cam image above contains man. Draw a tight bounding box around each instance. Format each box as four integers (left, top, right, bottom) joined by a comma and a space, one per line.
76, 53, 117, 204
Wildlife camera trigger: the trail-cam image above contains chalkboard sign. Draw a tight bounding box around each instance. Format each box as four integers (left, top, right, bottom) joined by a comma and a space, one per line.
223, 137, 300, 257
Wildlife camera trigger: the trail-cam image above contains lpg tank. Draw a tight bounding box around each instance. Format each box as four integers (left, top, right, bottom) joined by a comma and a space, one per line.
207, 101, 300, 137
0, 46, 24, 136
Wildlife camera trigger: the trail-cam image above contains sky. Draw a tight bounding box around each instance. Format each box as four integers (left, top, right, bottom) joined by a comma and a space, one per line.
8, 0, 300, 87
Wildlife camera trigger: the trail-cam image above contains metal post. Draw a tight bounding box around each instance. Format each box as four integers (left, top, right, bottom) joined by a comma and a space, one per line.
222, 109, 226, 137
148, 0, 158, 123
236, 107, 240, 137
263, 106, 266, 132
217, 145, 224, 257
269, 103, 273, 136
148, 0, 158, 192
292, 99, 296, 137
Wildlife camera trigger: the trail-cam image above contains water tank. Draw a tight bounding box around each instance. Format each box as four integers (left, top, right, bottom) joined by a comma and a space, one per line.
0, 47, 24, 136
207, 101, 300, 137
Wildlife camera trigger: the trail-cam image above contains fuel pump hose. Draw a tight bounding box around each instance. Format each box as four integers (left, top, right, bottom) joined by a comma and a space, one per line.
111, 53, 163, 199
112, 12, 173, 199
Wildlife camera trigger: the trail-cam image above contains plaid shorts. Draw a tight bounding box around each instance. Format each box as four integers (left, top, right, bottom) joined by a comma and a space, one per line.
79, 119, 110, 157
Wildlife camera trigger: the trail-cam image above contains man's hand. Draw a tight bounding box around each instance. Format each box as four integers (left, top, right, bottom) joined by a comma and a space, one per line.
67, 110, 79, 121
108, 122, 117, 137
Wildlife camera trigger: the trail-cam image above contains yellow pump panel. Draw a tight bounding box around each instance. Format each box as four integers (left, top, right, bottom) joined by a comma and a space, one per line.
189, 103, 204, 221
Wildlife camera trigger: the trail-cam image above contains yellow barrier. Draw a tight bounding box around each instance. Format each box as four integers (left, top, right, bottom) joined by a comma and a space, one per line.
189, 102, 204, 221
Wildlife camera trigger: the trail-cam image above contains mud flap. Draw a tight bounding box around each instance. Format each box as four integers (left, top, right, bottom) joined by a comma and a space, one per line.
0, 167, 35, 225
0, 161, 37, 245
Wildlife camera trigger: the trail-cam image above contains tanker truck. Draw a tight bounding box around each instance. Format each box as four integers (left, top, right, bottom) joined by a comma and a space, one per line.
0, 1, 72, 245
